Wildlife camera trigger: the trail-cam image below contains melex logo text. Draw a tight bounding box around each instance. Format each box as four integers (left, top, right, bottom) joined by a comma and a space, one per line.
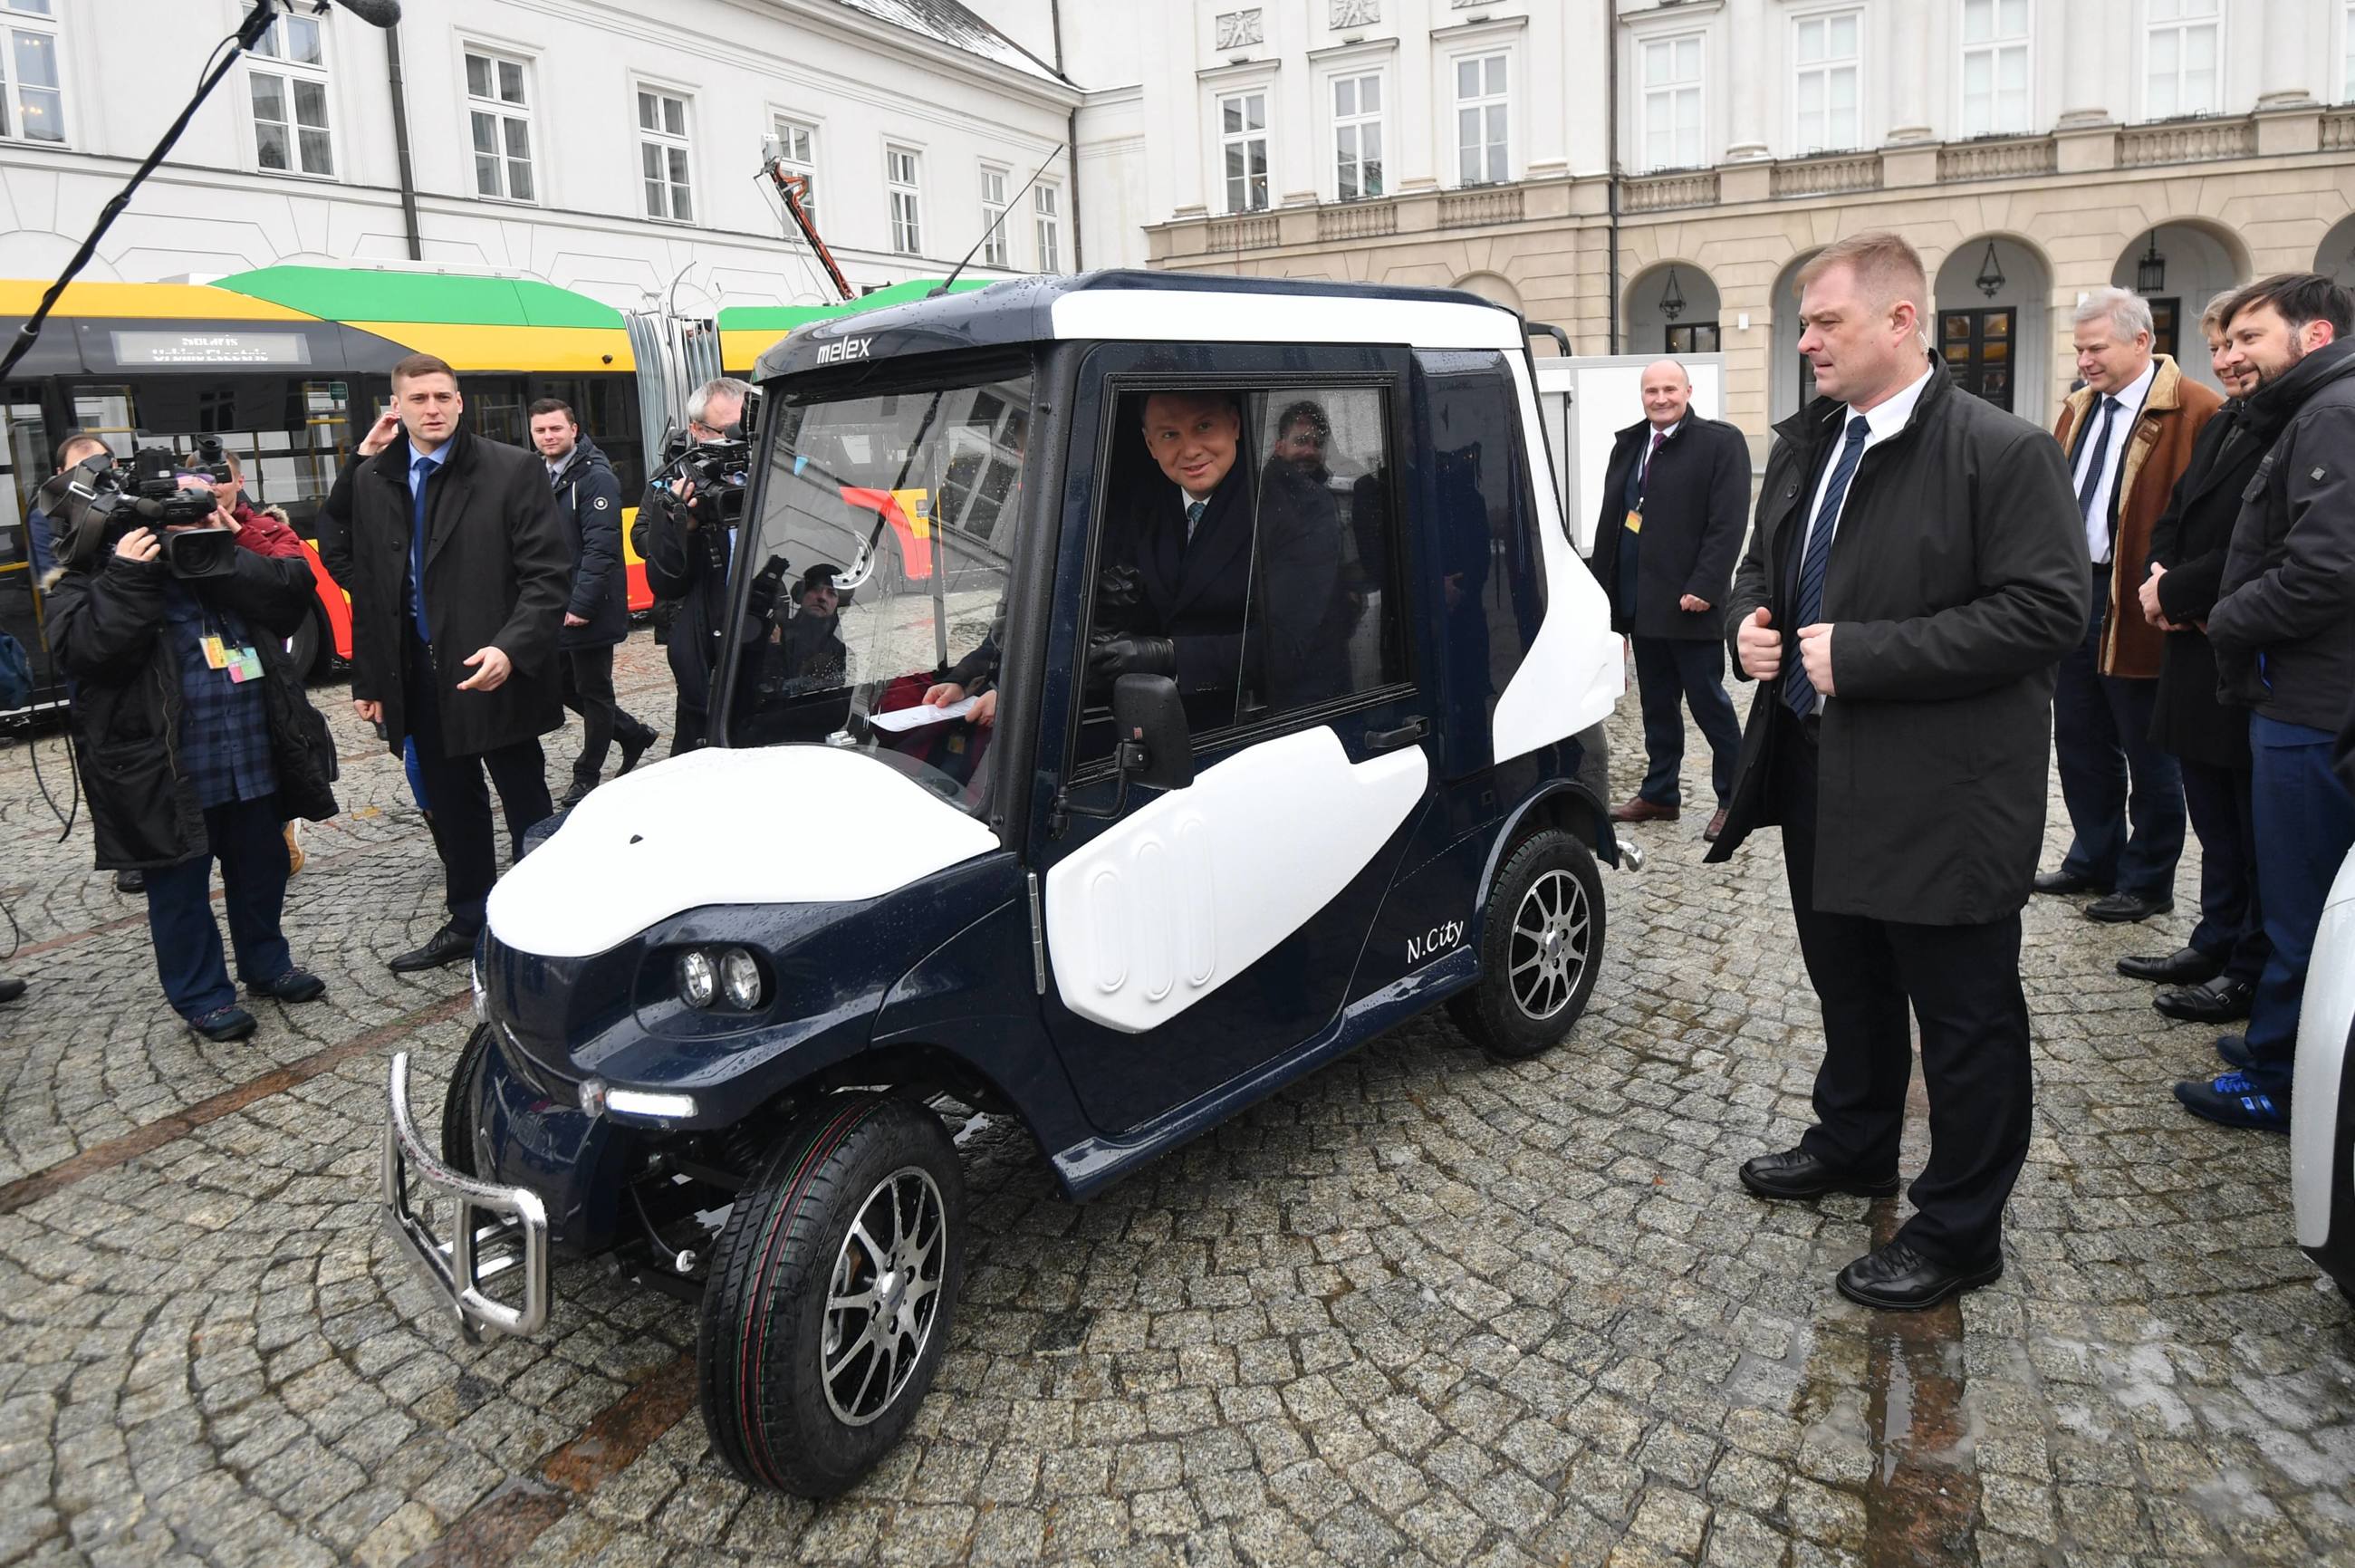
815, 336, 873, 365
1407, 919, 1465, 965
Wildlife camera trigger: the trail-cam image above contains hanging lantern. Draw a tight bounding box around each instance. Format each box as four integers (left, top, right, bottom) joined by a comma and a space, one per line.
1659, 266, 1687, 321
2136, 233, 2168, 294
1975, 240, 2006, 299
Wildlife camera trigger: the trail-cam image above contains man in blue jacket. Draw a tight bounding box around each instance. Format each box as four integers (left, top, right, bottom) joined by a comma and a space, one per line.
531, 399, 657, 806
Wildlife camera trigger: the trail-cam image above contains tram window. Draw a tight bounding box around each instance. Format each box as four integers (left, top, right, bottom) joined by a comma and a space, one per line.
72, 389, 136, 458
533, 373, 645, 494
466, 375, 528, 449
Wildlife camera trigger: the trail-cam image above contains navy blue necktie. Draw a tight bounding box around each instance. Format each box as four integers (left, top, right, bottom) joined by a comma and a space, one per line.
1184, 499, 1206, 544
1785, 415, 1871, 719
409, 457, 435, 644
2074, 395, 2121, 559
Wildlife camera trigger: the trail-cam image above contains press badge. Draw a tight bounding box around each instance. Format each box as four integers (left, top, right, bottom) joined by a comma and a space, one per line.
200, 633, 227, 669
226, 645, 265, 683
1623, 508, 1643, 535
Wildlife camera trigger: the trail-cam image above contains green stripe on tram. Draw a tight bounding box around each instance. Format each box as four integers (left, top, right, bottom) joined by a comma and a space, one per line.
716, 277, 995, 333
210, 266, 626, 330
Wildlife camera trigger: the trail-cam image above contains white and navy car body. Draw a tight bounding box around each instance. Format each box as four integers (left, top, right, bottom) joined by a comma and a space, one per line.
381, 271, 1627, 1496
2294, 843, 2355, 1304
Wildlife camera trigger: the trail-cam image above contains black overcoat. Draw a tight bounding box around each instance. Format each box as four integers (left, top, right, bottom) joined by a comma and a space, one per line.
2142, 400, 2263, 768
1120, 464, 1256, 695
1583, 415, 1751, 640
551, 437, 629, 649
323, 427, 571, 759
45, 544, 338, 870
1704, 364, 2088, 926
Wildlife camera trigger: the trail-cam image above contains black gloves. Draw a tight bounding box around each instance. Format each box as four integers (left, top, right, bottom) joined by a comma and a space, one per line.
1086, 633, 1175, 687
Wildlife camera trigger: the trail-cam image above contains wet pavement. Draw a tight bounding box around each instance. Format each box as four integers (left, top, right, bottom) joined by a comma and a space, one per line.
1, 632, 2350, 1568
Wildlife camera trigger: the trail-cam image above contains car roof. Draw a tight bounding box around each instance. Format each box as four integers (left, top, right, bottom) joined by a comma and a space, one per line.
753, 269, 1525, 381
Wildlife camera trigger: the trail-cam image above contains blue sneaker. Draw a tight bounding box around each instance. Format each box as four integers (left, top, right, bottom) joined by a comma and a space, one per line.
2174, 1072, 2289, 1132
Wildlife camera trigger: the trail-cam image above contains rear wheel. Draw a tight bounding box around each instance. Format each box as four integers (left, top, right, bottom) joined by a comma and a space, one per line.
697, 1093, 966, 1497
1447, 828, 1605, 1059
284, 606, 325, 683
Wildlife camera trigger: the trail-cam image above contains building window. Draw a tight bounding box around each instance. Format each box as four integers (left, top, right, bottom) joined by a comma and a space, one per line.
2346, 0, 2354, 101
1455, 53, 1508, 185
637, 89, 692, 222
1639, 35, 1704, 170
1794, 11, 1861, 153
1333, 71, 1383, 199
464, 51, 533, 202
250, 14, 332, 177
0, 0, 62, 145
1219, 90, 1269, 212
2146, 0, 2220, 119
979, 166, 1010, 266
774, 118, 818, 223
888, 146, 922, 255
1034, 181, 1062, 272
1961, 0, 2030, 137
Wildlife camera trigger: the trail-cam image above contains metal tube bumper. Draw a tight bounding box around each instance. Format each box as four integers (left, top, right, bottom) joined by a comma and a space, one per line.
380, 1050, 550, 1341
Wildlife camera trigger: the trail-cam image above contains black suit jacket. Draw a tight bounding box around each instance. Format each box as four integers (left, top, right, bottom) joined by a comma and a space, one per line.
2143, 401, 2263, 767
1583, 415, 1751, 640
1122, 464, 1255, 695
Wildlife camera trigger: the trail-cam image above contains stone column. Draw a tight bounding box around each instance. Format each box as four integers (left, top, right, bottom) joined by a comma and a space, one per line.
2055, 0, 2113, 128
2255, 0, 2318, 109
1725, 0, 1769, 160
1884, 0, 1932, 143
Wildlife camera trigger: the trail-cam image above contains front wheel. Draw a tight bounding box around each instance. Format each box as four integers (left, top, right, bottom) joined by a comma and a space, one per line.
697, 1093, 966, 1497
440, 1023, 495, 1176
1447, 828, 1605, 1059
284, 605, 326, 683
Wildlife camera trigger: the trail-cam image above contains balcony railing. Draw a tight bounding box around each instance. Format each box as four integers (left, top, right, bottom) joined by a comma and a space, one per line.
1937, 136, 2059, 182
1319, 200, 1398, 241
2118, 117, 2256, 168
1773, 152, 1882, 197
1438, 186, 1524, 228
2323, 111, 2355, 153
1623, 169, 1719, 212
1205, 213, 1279, 251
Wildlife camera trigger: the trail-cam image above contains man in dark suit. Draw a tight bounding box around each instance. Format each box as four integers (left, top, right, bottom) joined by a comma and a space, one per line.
532, 398, 657, 806
324, 353, 572, 972
1584, 361, 1751, 842
1709, 233, 2085, 1312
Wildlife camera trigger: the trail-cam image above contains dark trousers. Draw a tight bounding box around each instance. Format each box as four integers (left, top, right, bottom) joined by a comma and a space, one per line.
404, 632, 553, 933
1630, 635, 1743, 809
2178, 757, 2268, 984
672, 701, 709, 755
2052, 572, 2185, 896
145, 795, 293, 1019
560, 643, 654, 784
2242, 715, 2355, 1094
1778, 718, 2033, 1266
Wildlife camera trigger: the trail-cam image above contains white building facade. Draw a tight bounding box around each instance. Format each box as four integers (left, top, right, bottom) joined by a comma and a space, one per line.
0, 0, 1081, 311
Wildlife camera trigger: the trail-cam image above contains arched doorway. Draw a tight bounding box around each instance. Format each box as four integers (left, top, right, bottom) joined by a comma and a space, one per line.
1454, 271, 1523, 311
1769, 248, 1823, 427
1934, 235, 2052, 425
2317, 214, 2355, 289
1624, 263, 1723, 357
2111, 221, 2247, 395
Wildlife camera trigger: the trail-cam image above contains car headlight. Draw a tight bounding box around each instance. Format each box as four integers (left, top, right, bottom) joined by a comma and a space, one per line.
719, 948, 764, 1011
677, 948, 717, 1009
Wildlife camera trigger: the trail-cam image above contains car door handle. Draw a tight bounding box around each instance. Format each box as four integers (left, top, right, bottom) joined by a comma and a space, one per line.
1364, 717, 1428, 752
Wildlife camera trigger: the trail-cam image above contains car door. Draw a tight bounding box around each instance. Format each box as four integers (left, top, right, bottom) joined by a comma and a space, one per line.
1028, 347, 1437, 1135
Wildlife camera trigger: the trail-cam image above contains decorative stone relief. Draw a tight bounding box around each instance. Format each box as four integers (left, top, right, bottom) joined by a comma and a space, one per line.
1216, 9, 1264, 50
1331, 0, 1380, 27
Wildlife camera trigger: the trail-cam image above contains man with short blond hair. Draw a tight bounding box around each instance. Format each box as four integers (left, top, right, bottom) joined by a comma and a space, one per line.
2033, 287, 2213, 927
1708, 231, 2085, 1311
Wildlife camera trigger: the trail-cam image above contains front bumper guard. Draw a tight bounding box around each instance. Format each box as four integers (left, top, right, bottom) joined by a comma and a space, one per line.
380, 1050, 550, 1342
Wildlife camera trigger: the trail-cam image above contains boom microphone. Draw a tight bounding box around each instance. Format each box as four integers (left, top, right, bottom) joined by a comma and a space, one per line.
332, 0, 404, 25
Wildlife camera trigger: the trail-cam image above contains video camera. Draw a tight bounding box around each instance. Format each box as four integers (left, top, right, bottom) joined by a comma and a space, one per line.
34, 445, 238, 580
656, 427, 754, 532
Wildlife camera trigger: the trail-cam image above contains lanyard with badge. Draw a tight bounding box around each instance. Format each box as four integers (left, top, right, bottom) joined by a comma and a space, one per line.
1625, 434, 1662, 537
197, 607, 266, 685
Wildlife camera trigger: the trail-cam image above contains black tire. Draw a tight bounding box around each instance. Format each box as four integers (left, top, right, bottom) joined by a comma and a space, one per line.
441, 1023, 495, 1176
284, 605, 325, 683
1447, 828, 1605, 1060
697, 1093, 966, 1497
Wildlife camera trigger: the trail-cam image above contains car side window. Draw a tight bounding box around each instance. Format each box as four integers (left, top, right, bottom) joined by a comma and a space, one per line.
1077, 384, 1406, 769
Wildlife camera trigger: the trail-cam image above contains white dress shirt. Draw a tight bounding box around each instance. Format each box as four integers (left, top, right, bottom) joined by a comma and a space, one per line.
1795, 360, 1935, 571
2069, 358, 2156, 565
1637, 418, 1680, 488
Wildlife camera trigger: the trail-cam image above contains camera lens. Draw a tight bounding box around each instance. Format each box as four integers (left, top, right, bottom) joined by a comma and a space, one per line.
676, 949, 717, 1009
718, 948, 763, 1011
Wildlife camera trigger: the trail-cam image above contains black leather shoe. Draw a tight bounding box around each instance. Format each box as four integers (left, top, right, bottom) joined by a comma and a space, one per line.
250, 967, 326, 1004
389, 925, 477, 973
1738, 1147, 1901, 1202
2156, 976, 2254, 1024
1835, 1241, 2002, 1312
2117, 945, 2224, 985
0, 976, 24, 1005
2084, 890, 2174, 923
115, 868, 145, 894
2033, 869, 2109, 897
186, 1004, 257, 1044
618, 728, 657, 775
558, 777, 596, 810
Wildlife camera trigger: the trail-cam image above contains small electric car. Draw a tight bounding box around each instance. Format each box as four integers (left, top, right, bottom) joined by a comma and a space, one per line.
2294, 842, 2355, 1306
382, 272, 1626, 1497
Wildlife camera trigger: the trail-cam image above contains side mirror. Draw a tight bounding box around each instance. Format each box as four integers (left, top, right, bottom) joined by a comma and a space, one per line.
1112, 674, 1193, 792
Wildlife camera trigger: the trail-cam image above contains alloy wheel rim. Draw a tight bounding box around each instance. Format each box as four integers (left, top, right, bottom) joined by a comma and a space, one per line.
820, 1165, 947, 1427
1507, 869, 1590, 1021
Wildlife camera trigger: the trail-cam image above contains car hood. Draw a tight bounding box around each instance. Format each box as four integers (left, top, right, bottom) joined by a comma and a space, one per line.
485, 746, 998, 959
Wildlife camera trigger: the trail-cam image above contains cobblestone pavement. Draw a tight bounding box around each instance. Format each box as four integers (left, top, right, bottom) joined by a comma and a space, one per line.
2, 633, 2351, 1568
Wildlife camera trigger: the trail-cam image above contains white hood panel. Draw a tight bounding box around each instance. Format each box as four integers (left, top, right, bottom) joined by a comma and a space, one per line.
486, 746, 998, 959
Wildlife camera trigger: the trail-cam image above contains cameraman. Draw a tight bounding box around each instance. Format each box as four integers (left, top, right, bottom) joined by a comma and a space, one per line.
43, 467, 338, 1043
634, 377, 752, 753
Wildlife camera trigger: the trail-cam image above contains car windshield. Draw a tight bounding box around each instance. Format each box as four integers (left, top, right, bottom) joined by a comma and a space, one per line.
719, 366, 1032, 822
